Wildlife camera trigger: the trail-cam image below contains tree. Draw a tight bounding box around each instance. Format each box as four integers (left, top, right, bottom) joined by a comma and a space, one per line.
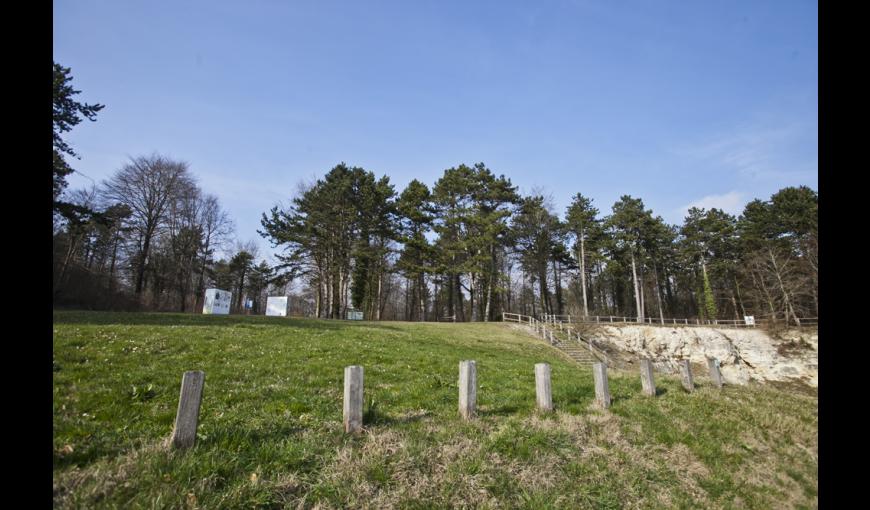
260, 163, 397, 320
396, 180, 435, 321
511, 195, 562, 316
229, 248, 256, 313
102, 155, 195, 298
606, 196, 653, 322
565, 193, 601, 317
737, 186, 817, 325
679, 207, 738, 321
53, 62, 104, 213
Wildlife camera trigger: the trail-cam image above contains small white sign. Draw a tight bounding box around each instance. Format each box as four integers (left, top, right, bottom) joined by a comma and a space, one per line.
266, 296, 289, 317
744, 315, 755, 326
203, 288, 232, 315
347, 310, 363, 321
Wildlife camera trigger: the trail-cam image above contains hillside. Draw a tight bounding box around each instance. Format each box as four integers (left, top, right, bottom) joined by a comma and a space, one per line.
53, 312, 818, 509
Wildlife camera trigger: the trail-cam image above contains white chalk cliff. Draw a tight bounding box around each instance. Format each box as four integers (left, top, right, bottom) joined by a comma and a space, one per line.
584, 325, 817, 387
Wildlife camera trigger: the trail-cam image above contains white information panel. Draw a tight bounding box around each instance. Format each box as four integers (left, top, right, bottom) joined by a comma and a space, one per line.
347, 310, 363, 321
266, 296, 289, 317
203, 288, 232, 315
744, 315, 755, 326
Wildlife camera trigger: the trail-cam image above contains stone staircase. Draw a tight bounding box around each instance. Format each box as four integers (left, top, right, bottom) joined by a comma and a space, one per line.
546, 327, 599, 365
557, 340, 598, 365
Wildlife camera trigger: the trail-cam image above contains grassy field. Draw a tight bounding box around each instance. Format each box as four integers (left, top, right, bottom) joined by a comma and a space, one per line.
53, 311, 818, 509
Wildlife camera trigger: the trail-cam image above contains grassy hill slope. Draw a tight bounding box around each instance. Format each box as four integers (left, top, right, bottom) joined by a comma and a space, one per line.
53, 311, 817, 509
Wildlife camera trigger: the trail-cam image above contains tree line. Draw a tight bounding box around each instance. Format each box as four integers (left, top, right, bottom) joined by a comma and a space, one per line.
52, 63, 279, 313
53, 62, 817, 324
260, 164, 817, 326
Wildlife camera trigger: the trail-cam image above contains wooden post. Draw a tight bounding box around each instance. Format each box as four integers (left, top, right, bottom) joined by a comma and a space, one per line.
639, 359, 656, 396
343, 365, 364, 433
459, 360, 477, 419
535, 363, 553, 412
593, 362, 611, 409
170, 371, 205, 449
679, 359, 694, 391
707, 357, 723, 389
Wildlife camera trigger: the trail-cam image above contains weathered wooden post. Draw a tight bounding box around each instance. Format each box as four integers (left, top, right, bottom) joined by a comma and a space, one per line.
459, 360, 477, 419
549, 330, 555, 344
707, 357, 723, 389
170, 370, 205, 449
679, 359, 694, 391
592, 362, 611, 408
639, 359, 656, 396
343, 365, 364, 433
535, 363, 553, 412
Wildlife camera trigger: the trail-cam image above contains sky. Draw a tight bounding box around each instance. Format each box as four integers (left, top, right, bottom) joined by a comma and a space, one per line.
54, 0, 817, 263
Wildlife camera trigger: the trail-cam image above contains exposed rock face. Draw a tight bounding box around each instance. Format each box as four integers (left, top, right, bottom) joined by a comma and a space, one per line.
585, 325, 817, 387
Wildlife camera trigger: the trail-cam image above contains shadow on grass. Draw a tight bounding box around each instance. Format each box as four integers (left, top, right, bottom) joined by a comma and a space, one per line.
478, 404, 521, 417
53, 310, 419, 331
363, 405, 431, 426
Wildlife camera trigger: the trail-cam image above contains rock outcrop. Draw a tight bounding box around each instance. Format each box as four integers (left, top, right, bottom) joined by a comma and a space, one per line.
582, 325, 817, 387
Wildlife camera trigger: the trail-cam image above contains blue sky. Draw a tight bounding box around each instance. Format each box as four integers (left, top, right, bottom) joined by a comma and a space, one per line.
54, 0, 817, 262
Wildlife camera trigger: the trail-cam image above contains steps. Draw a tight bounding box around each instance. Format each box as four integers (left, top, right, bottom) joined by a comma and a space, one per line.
520, 320, 602, 366
557, 342, 598, 365
550, 329, 598, 365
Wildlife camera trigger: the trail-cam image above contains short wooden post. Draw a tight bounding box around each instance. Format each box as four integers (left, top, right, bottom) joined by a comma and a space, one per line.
343, 365, 364, 433
459, 360, 477, 419
707, 357, 723, 389
535, 363, 553, 412
170, 370, 205, 449
593, 362, 611, 408
679, 359, 694, 391
639, 359, 656, 396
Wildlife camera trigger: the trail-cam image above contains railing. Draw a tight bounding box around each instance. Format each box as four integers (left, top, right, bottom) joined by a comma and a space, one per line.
512, 312, 817, 328
503, 312, 608, 363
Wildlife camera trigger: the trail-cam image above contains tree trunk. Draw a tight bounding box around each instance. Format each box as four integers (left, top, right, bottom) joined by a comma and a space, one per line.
734, 276, 748, 318
108, 236, 119, 293
135, 229, 155, 295
579, 237, 588, 316
553, 258, 563, 315
419, 273, 427, 321
768, 247, 800, 326
639, 267, 646, 320
455, 274, 465, 321
469, 273, 477, 321
376, 271, 383, 321
653, 263, 664, 323
630, 249, 642, 322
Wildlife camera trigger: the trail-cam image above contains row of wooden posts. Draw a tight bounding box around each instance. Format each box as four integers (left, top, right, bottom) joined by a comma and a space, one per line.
167, 358, 725, 449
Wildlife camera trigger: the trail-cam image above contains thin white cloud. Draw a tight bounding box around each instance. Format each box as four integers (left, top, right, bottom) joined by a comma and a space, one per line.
670, 120, 815, 180
677, 190, 747, 220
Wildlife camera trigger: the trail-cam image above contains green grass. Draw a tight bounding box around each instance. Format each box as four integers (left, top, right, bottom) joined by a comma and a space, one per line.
53, 311, 818, 509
